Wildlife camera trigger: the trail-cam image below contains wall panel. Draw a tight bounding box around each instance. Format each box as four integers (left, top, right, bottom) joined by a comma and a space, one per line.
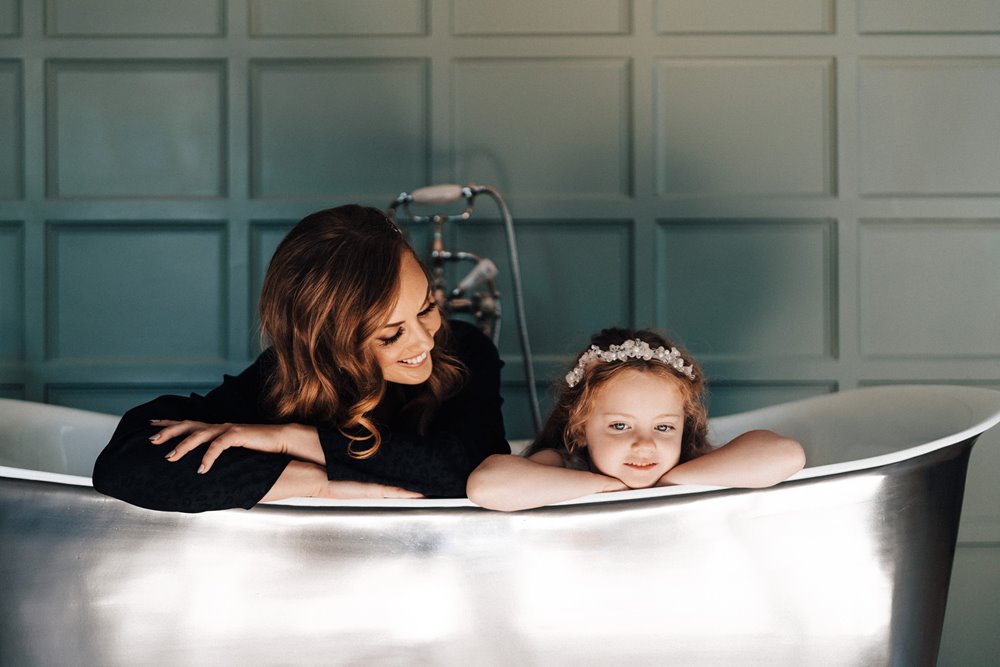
859, 0, 1000, 34
250, 59, 429, 198
46, 222, 228, 361
46, 383, 217, 416
859, 58, 1000, 196
455, 220, 633, 362
859, 220, 1000, 359
453, 59, 631, 198
250, 0, 427, 36
654, 58, 835, 196
706, 382, 836, 417
46, 0, 223, 37
46, 60, 226, 198
453, 0, 629, 35
0, 385, 24, 400
657, 220, 836, 360
655, 0, 833, 34
0, 0, 18, 35
0, 222, 23, 361
940, 545, 1000, 666
0, 60, 22, 200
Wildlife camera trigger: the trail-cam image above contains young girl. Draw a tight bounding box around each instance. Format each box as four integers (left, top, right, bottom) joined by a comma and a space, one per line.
467, 328, 805, 511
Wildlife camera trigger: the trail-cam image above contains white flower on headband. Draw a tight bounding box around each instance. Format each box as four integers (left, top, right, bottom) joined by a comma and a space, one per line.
565, 339, 695, 387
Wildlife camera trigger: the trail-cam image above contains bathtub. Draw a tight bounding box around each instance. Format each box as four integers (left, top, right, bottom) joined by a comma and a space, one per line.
2, 385, 999, 667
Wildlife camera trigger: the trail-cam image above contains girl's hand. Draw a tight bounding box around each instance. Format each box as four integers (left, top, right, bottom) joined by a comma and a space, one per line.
599, 476, 629, 493
149, 420, 321, 474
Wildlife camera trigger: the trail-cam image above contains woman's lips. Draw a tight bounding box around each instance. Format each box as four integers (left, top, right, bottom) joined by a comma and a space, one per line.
399, 351, 428, 366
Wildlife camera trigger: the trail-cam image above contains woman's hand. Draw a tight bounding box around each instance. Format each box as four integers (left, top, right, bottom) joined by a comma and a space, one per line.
149, 420, 324, 474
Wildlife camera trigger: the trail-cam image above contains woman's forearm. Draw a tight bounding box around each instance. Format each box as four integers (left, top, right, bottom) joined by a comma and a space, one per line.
659, 430, 805, 488
467, 454, 624, 512
280, 423, 326, 465
259, 459, 425, 502
260, 460, 327, 501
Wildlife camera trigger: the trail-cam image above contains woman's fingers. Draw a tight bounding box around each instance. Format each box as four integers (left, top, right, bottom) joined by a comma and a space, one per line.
197, 429, 247, 474
148, 419, 201, 445
152, 420, 232, 464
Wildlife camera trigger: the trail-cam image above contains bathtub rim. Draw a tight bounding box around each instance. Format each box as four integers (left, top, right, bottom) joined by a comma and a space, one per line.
2, 383, 999, 510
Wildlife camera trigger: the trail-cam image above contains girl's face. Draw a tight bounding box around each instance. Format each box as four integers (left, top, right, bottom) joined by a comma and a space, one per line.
582, 368, 685, 489
371, 252, 441, 384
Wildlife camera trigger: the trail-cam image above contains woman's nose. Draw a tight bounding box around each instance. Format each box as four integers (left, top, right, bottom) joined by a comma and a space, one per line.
413, 319, 435, 348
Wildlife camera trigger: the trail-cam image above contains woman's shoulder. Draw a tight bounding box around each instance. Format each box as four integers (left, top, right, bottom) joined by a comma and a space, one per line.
446, 319, 501, 364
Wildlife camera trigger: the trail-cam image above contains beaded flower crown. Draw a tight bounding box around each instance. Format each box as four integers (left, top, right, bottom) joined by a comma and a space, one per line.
565, 338, 695, 388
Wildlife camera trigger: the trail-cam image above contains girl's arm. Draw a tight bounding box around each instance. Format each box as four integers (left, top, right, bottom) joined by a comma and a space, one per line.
467, 450, 626, 512
658, 429, 805, 489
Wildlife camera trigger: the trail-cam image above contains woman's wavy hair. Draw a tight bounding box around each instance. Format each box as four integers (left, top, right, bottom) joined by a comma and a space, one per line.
259, 204, 465, 458
528, 328, 712, 462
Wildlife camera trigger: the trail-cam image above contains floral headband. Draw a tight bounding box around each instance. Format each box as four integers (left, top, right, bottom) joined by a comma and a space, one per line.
565, 339, 695, 388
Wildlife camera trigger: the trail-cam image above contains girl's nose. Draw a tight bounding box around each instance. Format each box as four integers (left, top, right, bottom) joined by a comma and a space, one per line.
631, 435, 655, 452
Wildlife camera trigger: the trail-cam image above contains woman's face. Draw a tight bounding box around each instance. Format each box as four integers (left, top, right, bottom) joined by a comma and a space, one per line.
371, 252, 442, 384
582, 368, 685, 489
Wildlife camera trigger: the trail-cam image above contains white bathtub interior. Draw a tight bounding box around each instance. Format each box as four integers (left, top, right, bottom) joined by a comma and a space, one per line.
2, 384, 1000, 508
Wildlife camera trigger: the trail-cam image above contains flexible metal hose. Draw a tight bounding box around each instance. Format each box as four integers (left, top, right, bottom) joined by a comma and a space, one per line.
478, 185, 542, 433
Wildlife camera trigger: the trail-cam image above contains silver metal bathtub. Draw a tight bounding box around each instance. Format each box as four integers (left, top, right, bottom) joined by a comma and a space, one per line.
2, 385, 1000, 666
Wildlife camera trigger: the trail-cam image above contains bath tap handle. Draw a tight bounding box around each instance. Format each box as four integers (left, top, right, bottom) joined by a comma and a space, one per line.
411, 184, 465, 205
453, 258, 498, 296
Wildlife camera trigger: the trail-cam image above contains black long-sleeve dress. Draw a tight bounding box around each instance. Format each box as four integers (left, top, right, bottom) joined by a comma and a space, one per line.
92, 320, 509, 512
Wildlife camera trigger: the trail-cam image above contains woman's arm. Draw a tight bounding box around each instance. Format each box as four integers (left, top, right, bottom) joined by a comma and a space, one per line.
317, 321, 510, 497
260, 460, 423, 502
658, 430, 805, 489
467, 450, 626, 512
91, 353, 285, 512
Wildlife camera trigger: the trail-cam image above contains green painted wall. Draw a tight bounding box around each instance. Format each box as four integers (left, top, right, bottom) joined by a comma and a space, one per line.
1, 2, 999, 663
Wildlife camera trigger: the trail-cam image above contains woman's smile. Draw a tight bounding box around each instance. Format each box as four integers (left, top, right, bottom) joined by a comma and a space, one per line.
399, 351, 428, 366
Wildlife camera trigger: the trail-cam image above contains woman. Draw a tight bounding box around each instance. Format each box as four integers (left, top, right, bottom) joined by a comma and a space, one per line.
92, 205, 509, 512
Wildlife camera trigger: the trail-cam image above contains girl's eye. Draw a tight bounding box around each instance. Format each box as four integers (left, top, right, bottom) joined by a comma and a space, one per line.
609, 422, 628, 431
655, 424, 675, 432
379, 329, 404, 346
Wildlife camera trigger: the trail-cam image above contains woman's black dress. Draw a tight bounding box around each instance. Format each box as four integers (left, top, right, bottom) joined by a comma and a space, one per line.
92, 321, 509, 512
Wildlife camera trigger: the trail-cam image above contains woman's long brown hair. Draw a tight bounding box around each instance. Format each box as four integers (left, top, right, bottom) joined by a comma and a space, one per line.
528, 328, 712, 462
258, 205, 465, 457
